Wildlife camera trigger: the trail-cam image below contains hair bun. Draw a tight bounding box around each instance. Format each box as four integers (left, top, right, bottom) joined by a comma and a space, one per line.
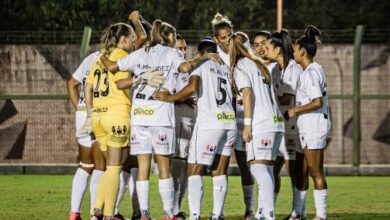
211, 12, 232, 26
305, 25, 321, 43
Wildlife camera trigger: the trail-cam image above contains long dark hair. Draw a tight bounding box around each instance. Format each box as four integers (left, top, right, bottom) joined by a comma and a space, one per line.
296, 25, 322, 58
269, 29, 294, 69
100, 22, 133, 54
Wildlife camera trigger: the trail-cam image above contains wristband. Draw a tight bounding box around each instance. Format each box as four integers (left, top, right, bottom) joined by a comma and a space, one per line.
244, 118, 252, 125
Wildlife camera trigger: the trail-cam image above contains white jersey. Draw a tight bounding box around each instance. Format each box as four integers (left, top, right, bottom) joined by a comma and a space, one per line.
117, 44, 185, 127
234, 57, 284, 133
276, 60, 303, 133
191, 60, 236, 130
72, 51, 100, 111
296, 62, 330, 133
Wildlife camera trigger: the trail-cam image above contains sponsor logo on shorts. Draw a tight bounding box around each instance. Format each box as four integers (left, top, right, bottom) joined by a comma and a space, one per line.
133, 107, 155, 116
201, 144, 217, 159
273, 114, 283, 123
216, 112, 235, 121
112, 125, 128, 136
257, 139, 273, 150
94, 107, 108, 113
130, 134, 140, 145
156, 133, 169, 146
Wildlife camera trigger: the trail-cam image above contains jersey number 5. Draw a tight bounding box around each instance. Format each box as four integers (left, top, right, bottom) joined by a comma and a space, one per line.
93, 68, 109, 98
216, 77, 227, 105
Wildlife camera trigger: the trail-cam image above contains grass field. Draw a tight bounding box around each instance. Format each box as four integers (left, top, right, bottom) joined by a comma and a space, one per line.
0, 175, 389, 219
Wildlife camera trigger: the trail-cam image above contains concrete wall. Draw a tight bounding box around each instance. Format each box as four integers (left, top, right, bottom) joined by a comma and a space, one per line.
0, 44, 389, 165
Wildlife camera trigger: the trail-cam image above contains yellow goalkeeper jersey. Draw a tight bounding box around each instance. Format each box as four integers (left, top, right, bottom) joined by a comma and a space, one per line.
87, 48, 131, 117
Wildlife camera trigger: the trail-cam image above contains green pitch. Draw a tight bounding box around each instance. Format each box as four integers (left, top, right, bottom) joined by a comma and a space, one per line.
0, 175, 389, 219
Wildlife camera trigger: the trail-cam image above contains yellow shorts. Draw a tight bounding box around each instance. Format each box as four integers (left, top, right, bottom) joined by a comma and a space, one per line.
92, 114, 130, 151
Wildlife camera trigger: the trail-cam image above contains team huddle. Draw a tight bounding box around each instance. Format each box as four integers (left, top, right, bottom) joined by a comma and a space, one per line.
66, 11, 331, 220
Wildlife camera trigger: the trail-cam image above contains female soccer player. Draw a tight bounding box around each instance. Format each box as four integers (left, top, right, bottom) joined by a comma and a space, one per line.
229, 34, 285, 220
155, 37, 236, 220
100, 20, 221, 220
171, 34, 195, 220
264, 29, 305, 218
82, 22, 163, 220
287, 25, 330, 220
67, 50, 103, 220
211, 14, 255, 220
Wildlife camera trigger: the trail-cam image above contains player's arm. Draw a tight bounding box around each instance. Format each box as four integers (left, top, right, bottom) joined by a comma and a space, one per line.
129, 11, 147, 49
286, 97, 322, 119
154, 76, 199, 102
278, 93, 294, 105
178, 53, 222, 73
84, 82, 94, 110
67, 77, 80, 110
241, 87, 253, 143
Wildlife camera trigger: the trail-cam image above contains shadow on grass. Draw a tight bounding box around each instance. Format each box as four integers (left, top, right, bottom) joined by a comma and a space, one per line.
199, 213, 390, 220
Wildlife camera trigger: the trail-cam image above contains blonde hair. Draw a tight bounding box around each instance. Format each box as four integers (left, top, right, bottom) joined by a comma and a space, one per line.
147, 19, 176, 50
100, 22, 133, 54
229, 34, 271, 83
211, 13, 233, 36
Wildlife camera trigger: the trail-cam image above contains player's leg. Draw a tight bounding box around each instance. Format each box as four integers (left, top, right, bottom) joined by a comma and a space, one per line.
233, 127, 255, 219
304, 147, 327, 220
69, 144, 93, 220
152, 126, 176, 219
187, 163, 205, 220
209, 129, 235, 220
289, 150, 308, 220
249, 132, 283, 220
131, 126, 153, 219
128, 154, 141, 219
99, 115, 130, 219
113, 147, 131, 220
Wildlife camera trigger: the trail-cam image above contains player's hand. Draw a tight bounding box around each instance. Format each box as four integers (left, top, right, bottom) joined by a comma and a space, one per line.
79, 109, 93, 136
154, 90, 172, 102
139, 69, 165, 88
129, 11, 140, 22
286, 108, 296, 119
206, 53, 223, 65
243, 125, 252, 143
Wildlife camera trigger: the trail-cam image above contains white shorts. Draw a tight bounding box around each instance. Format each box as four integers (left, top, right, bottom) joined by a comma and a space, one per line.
130, 126, 175, 155
299, 132, 329, 150
75, 111, 94, 147
188, 126, 236, 166
246, 132, 283, 162
233, 119, 246, 152
277, 132, 301, 160
174, 105, 195, 159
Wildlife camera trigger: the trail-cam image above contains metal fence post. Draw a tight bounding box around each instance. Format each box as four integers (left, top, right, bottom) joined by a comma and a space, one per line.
80, 26, 92, 60
352, 25, 365, 167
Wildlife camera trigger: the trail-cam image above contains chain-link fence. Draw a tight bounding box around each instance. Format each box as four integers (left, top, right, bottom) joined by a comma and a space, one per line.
0, 29, 389, 166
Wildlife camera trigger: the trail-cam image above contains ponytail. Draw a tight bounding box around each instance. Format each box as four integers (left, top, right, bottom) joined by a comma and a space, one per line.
100, 22, 133, 54
269, 29, 294, 69
148, 19, 176, 50
296, 25, 322, 58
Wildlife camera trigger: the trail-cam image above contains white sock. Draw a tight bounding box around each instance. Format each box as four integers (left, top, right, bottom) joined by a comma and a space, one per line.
172, 159, 187, 215
129, 168, 140, 215
188, 175, 203, 220
242, 185, 254, 213
114, 171, 130, 215
314, 189, 327, 219
291, 187, 307, 217
159, 178, 175, 217
250, 164, 275, 220
70, 168, 90, 213
90, 169, 104, 212
212, 175, 228, 218
136, 180, 150, 213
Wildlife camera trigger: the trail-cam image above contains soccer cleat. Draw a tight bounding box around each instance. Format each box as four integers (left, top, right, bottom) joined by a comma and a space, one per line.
312, 217, 325, 220
131, 212, 142, 220
90, 208, 103, 220
69, 212, 82, 220
113, 213, 127, 220
207, 214, 224, 220
103, 216, 115, 220
244, 210, 254, 220
174, 212, 186, 220
140, 210, 151, 220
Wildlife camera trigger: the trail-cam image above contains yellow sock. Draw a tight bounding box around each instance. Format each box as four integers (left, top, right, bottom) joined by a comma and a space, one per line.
103, 165, 122, 216
94, 171, 107, 211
